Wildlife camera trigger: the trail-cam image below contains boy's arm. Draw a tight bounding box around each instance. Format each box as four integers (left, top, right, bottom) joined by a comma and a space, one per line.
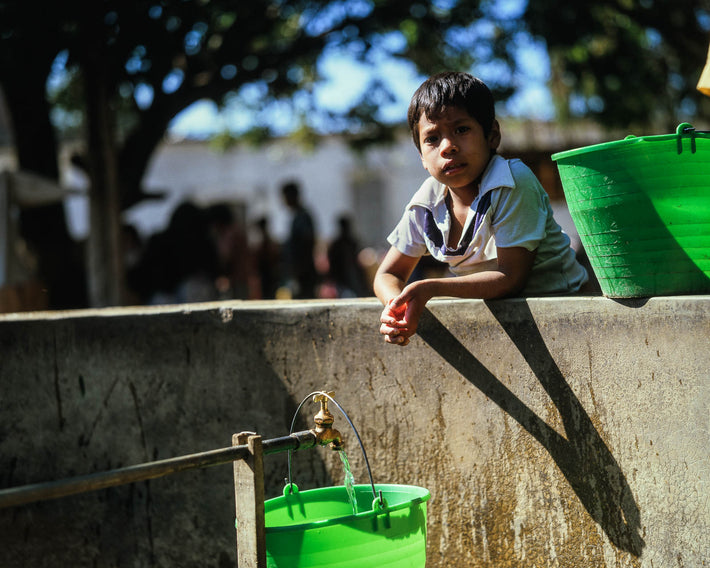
373, 246, 420, 305
373, 247, 420, 346
407, 245, 536, 301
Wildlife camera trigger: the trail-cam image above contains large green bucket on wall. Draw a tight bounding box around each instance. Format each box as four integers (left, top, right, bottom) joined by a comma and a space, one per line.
552, 123, 710, 298
264, 484, 430, 568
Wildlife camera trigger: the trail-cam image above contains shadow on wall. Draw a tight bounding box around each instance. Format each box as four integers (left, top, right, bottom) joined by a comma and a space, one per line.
417, 304, 645, 557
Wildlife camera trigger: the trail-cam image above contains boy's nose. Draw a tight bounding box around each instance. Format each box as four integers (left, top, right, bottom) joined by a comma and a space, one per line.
440, 137, 457, 155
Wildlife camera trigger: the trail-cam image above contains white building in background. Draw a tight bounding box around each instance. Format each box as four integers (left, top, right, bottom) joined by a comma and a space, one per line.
123, 133, 429, 251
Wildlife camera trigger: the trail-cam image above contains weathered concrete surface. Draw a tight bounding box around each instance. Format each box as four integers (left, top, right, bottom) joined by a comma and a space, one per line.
0, 296, 708, 567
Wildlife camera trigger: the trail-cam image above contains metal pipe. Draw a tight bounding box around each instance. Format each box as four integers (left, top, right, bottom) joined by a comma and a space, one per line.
262, 430, 317, 455
0, 430, 317, 510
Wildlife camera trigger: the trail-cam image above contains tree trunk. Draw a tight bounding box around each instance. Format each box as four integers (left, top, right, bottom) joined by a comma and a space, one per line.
84, 67, 124, 308
0, 76, 87, 309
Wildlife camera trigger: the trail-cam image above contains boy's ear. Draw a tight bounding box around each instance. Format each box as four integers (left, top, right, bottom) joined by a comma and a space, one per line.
488, 119, 501, 150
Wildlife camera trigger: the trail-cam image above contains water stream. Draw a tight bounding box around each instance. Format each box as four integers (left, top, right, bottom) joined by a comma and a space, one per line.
338, 450, 358, 514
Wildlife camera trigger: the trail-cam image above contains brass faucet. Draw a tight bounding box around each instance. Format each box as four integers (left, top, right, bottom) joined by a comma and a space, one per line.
312, 392, 343, 450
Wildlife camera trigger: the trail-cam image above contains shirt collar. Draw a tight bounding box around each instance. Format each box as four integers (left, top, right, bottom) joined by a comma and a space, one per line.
478, 154, 515, 198
407, 154, 514, 211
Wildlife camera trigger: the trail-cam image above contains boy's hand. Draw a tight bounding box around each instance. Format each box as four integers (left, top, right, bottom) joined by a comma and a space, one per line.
379, 298, 411, 346
379, 282, 431, 347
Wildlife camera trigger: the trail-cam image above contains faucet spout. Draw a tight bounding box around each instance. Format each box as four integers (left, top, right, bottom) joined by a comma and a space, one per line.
312, 392, 343, 450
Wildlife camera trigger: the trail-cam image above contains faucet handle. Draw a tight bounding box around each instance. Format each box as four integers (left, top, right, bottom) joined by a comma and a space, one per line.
313, 391, 335, 404
313, 391, 335, 425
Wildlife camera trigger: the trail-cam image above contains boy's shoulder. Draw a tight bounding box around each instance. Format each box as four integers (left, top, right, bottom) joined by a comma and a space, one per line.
506, 157, 540, 185
407, 176, 446, 210
482, 155, 541, 196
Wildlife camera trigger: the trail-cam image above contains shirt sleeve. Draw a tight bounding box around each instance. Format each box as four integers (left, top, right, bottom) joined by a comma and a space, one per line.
490, 167, 548, 251
387, 206, 429, 258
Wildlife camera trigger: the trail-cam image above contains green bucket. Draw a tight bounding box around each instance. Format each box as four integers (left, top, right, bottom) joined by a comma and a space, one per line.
552, 123, 710, 298
263, 483, 430, 568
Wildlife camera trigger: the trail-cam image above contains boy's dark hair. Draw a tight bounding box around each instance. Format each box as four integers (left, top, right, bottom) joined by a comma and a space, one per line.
407, 72, 495, 151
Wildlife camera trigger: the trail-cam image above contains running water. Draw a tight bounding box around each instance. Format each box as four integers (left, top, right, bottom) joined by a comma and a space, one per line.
339, 450, 358, 514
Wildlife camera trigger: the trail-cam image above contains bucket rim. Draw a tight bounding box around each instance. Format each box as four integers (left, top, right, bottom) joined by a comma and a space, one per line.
551, 123, 709, 162
264, 483, 431, 534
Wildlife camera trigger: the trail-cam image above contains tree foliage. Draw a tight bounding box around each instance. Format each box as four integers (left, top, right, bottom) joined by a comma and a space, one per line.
7, 0, 519, 206
526, 0, 710, 131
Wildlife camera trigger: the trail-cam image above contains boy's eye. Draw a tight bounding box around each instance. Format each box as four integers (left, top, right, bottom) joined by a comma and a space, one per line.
423, 135, 438, 145
455, 125, 470, 134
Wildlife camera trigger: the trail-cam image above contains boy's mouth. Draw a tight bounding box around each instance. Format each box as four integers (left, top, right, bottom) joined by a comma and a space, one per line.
442, 162, 465, 174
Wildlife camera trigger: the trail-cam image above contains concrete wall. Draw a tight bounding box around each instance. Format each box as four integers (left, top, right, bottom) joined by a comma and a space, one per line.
0, 296, 708, 567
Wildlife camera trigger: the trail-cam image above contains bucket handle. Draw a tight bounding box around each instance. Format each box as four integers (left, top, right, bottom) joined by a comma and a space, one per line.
286, 391, 384, 508
676, 122, 710, 155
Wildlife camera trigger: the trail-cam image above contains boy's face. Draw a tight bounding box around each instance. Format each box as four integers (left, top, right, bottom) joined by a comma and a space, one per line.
417, 106, 500, 194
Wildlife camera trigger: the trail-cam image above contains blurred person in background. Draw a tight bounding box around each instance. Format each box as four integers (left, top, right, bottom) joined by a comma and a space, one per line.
327, 215, 369, 298
128, 201, 220, 305
252, 216, 281, 299
206, 203, 250, 299
281, 181, 318, 299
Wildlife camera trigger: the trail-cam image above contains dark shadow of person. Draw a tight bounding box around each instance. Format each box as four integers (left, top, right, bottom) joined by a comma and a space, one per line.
417, 303, 645, 556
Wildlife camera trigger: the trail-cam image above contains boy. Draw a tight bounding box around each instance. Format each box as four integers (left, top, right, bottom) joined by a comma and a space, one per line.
374, 72, 588, 346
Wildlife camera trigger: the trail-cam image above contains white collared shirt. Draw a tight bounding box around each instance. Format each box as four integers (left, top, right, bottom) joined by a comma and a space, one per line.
387, 154, 588, 294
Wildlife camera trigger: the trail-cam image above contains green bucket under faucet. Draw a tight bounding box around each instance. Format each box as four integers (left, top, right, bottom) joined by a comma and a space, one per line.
264, 483, 431, 567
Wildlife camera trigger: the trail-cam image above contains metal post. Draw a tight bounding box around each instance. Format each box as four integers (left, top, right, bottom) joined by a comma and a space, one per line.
233, 432, 266, 568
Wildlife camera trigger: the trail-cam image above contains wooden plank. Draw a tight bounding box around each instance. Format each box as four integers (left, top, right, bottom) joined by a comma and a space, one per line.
233, 432, 266, 568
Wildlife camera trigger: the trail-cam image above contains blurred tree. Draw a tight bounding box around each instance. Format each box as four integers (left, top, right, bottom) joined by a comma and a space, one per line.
0, 0, 516, 308
0, 2, 87, 308
525, 0, 710, 131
